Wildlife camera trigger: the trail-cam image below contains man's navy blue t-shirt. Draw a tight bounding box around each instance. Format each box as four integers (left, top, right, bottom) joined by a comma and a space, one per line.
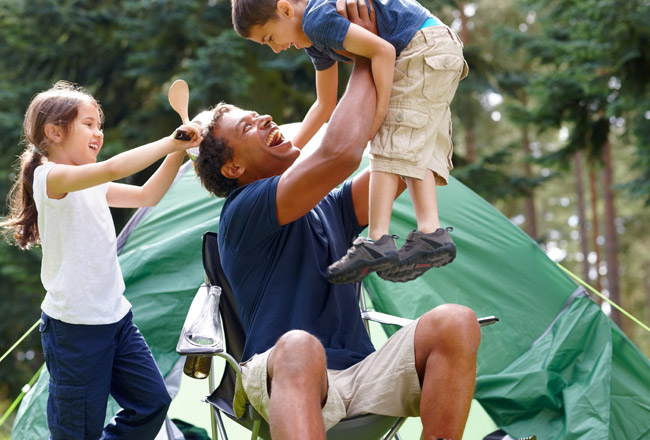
218, 176, 375, 369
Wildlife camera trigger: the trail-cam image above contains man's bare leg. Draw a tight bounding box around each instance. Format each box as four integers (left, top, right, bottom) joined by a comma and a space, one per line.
267, 330, 329, 440
415, 304, 481, 440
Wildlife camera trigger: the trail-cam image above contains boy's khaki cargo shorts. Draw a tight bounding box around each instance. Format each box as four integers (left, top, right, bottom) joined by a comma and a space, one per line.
370, 25, 468, 185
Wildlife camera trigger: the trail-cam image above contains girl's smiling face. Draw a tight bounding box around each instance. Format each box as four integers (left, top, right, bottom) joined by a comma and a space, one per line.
57, 101, 104, 166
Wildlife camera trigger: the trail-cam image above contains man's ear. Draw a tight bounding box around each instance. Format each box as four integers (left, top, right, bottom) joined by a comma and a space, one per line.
276, 0, 294, 18
44, 123, 64, 143
221, 161, 245, 180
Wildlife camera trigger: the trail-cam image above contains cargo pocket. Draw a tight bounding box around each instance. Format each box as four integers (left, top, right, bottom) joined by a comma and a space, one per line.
390, 57, 410, 99
460, 59, 469, 81
48, 380, 86, 438
371, 107, 429, 162
422, 54, 465, 102
446, 117, 455, 170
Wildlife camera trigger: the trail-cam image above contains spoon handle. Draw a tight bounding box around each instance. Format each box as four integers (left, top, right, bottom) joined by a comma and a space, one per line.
174, 129, 192, 141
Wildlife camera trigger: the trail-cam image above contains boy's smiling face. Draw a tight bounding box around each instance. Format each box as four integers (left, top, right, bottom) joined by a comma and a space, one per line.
247, 0, 312, 53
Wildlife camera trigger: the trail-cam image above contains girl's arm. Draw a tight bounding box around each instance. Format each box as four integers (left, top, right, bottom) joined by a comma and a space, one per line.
46, 123, 202, 199
342, 24, 395, 137
106, 150, 185, 208
291, 64, 339, 149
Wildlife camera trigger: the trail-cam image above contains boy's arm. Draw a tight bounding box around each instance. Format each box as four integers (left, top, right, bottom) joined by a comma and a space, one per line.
342, 24, 395, 137
291, 63, 339, 149
46, 122, 202, 200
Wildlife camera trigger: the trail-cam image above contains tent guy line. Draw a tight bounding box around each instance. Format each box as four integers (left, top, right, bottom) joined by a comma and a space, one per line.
558, 264, 650, 334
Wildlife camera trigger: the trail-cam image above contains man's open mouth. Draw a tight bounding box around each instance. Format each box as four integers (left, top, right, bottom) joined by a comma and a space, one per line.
89, 143, 99, 151
266, 128, 284, 147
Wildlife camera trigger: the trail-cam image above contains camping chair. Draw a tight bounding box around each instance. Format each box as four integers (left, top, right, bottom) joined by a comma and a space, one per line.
177, 231, 498, 440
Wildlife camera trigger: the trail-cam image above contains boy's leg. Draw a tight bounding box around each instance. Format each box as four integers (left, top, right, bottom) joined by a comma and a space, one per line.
368, 171, 400, 240
404, 169, 440, 233
39, 312, 114, 439
103, 311, 171, 439
378, 170, 455, 282
327, 171, 401, 284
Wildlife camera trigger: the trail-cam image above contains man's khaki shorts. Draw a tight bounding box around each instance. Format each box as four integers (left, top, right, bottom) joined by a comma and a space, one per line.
370, 25, 469, 184
233, 319, 422, 431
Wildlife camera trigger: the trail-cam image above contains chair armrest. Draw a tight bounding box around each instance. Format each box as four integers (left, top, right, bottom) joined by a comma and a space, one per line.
362, 311, 499, 329
215, 352, 242, 374
360, 310, 413, 327
478, 316, 499, 327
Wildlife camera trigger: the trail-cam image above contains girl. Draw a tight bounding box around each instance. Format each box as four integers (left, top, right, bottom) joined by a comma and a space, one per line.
1, 81, 202, 439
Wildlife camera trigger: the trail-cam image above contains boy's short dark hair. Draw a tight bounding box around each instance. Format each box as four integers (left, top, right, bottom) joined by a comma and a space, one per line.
195, 103, 239, 198
231, 0, 279, 38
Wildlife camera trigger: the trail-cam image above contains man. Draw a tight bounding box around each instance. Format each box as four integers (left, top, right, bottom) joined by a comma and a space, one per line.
194, 4, 481, 439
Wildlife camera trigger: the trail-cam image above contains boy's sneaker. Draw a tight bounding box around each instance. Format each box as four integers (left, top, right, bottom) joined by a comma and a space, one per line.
326, 235, 399, 284
378, 227, 456, 283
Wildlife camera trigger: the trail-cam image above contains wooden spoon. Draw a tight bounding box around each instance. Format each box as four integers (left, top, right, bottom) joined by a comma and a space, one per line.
168, 79, 191, 140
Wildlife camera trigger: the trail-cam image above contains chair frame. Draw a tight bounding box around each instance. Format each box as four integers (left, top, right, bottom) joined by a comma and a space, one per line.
177, 232, 498, 440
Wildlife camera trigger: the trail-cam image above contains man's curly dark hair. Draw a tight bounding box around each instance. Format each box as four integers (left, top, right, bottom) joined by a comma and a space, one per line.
195, 103, 239, 198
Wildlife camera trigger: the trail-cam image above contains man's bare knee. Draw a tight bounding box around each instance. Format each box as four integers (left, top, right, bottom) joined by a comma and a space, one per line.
416, 304, 481, 355
269, 330, 327, 380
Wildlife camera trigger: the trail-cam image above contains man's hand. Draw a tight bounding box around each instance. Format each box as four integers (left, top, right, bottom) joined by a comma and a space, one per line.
333, 0, 378, 60
336, 0, 377, 35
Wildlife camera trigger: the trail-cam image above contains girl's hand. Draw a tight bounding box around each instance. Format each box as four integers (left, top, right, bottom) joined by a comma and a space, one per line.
172, 122, 203, 150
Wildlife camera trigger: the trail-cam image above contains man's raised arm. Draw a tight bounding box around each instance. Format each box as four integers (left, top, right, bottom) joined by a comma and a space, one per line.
275, 57, 377, 225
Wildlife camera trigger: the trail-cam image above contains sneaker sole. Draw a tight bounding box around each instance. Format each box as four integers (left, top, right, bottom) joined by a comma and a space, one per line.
378, 246, 456, 283
327, 254, 398, 284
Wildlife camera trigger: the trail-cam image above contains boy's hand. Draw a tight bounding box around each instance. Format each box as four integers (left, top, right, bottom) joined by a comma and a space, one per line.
336, 0, 377, 35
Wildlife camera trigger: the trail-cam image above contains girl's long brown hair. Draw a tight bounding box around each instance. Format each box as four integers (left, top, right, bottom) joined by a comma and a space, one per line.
1, 81, 102, 250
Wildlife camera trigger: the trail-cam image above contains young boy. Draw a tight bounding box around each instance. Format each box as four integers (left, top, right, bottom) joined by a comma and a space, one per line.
232, 0, 468, 283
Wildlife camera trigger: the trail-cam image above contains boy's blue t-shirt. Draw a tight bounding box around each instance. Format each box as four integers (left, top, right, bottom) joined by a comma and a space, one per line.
218, 176, 375, 369
303, 0, 430, 71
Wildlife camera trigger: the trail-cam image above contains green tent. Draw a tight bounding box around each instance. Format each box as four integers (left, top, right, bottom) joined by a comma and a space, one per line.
11, 125, 650, 439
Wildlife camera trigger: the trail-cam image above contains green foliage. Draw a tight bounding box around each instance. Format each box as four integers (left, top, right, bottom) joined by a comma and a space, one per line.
506, 0, 649, 180
0, 241, 43, 406
455, 145, 554, 200
1, 0, 650, 419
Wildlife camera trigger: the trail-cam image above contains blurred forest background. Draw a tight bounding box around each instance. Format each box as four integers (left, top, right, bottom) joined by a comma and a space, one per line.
0, 0, 648, 436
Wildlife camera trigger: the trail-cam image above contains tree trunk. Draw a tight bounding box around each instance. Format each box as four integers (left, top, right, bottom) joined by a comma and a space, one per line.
601, 140, 622, 327
465, 128, 476, 163
645, 262, 650, 330
574, 152, 590, 282
458, 2, 470, 45
457, 3, 476, 163
589, 165, 603, 294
